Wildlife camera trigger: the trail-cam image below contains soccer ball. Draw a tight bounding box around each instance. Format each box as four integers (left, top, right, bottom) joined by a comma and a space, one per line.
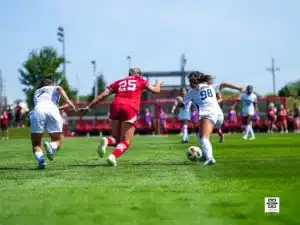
186, 146, 203, 162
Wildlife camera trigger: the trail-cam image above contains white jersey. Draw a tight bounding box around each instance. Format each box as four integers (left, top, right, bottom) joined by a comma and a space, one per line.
33, 86, 61, 109
238, 92, 257, 116
183, 84, 222, 117
178, 100, 192, 120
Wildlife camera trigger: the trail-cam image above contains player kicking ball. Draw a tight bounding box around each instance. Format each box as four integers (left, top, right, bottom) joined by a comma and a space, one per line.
80, 68, 163, 166
29, 76, 76, 169
177, 72, 243, 165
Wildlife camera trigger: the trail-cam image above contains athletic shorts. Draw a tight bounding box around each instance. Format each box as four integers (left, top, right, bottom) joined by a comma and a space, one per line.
29, 108, 63, 133
241, 112, 254, 117
199, 113, 224, 129
109, 104, 137, 126
1, 124, 8, 130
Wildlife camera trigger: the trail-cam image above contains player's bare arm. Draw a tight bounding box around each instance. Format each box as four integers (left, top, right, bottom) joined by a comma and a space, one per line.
219, 82, 245, 92
146, 80, 164, 93
85, 88, 112, 111
57, 86, 76, 111
216, 93, 223, 103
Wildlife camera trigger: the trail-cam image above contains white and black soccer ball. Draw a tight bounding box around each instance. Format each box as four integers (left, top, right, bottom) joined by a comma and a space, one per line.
186, 146, 203, 162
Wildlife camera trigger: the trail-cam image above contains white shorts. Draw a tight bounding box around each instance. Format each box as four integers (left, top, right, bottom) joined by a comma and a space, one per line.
29, 108, 63, 133
199, 113, 224, 129
242, 111, 254, 117
178, 111, 190, 121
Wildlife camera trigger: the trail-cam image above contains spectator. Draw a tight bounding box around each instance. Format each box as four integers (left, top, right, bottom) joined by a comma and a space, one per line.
267, 103, 277, 133
190, 105, 198, 134
228, 106, 237, 133
15, 103, 23, 128
294, 105, 300, 133
6, 105, 13, 126
0, 110, 9, 140
61, 109, 69, 137
159, 108, 168, 135
144, 108, 152, 129
278, 104, 288, 133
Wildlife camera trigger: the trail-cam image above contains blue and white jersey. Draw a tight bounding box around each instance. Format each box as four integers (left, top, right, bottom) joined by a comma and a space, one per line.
238, 92, 257, 116
183, 83, 222, 116
178, 100, 192, 120
33, 86, 61, 109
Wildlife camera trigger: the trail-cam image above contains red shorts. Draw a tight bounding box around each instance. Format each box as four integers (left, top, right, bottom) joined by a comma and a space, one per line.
278, 116, 287, 122
110, 104, 137, 126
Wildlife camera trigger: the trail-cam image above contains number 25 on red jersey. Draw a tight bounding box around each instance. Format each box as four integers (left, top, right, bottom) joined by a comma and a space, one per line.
118, 80, 136, 92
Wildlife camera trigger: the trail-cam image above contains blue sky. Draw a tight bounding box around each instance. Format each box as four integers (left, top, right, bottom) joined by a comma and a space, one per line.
1, 0, 300, 103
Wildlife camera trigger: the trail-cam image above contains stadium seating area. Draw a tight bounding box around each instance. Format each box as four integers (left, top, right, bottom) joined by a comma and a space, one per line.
67, 97, 291, 134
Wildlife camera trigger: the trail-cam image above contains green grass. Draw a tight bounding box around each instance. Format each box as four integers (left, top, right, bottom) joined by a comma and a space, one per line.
0, 133, 300, 225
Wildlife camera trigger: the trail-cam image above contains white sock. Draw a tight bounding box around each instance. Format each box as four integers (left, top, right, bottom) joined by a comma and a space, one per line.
50, 142, 58, 151
34, 151, 44, 163
182, 125, 188, 141
245, 124, 251, 137
249, 124, 255, 137
200, 138, 213, 160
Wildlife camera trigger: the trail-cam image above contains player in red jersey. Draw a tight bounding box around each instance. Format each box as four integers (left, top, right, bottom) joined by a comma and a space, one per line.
0, 110, 9, 140
267, 103, 277, 133
278, 104, 288, 133
81, 68, 163, 166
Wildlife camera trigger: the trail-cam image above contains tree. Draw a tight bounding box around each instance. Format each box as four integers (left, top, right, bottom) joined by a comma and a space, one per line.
278, 85, 291, 97
19, 47, 77, 108
88, 74, 108, 101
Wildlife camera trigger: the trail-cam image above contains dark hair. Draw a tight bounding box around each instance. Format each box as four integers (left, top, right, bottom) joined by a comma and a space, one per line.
187, 71, 205, 88
37, 76, 55, 89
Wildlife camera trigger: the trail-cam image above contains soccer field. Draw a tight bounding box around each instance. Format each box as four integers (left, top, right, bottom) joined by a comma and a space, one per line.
0, 133, 299, 225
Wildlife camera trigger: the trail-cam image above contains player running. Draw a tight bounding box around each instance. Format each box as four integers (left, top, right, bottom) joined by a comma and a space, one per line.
171, 88, 192, 143
177, 72, 243, 165
232, 85, 258, 140
80, 68, 163, 166
29, 76, 76, 169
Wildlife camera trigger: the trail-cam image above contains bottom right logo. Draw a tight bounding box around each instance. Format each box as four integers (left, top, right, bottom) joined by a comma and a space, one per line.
265, 197, 280, 213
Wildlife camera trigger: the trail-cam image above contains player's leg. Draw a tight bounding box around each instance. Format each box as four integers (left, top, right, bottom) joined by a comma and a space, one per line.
283, 119, 288, 133
216, 114, 224, 142
1, 125, 4, 140
107, 122, 135, 166
98, 119, 120, 158
198, 116, 215, 165
44, 111, 63, 161
107, 106, 137, 166
31, 133, 46, 169
181, 120, 189, 143
98, 104, 121, 158
247, 116, 255, 140
4, 125, 9, 140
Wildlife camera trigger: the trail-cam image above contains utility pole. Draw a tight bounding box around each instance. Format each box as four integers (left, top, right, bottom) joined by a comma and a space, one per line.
266, 57, 280, 95
0, 70, 3, 109
91, 60, 97, 98
57, 26, 66, 77
126, 55, 132, 70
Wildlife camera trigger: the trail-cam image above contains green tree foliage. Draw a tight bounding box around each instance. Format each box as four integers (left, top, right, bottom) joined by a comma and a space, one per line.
88, 74, 113, 101
19, 47, 77, 108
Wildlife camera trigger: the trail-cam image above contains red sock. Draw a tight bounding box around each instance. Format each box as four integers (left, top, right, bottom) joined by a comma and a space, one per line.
107, 137, 117, 146
112, 141, 129, 158
217, 128, 224, 138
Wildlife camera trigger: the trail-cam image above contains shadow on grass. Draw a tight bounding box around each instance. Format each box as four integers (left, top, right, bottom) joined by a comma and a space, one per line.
0, 167, 40, 171
129, 161, 191, 166
67, 164, 111, 168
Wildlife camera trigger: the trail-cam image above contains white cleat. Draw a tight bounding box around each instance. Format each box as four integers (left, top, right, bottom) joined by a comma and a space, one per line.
249, 136, 256, 140
98, 137, 108, 158
242, 135, 248, 140
107, 154, 117, 166
44, 142, 54, 161
203, 158, 216, 166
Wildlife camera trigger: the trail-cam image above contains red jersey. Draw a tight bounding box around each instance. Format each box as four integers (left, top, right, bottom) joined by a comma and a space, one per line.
108, 76, 149, 112
0, 112, 8, 125
268, 109, 275, 119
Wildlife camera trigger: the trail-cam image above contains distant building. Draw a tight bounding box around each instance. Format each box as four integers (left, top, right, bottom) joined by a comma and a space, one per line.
142, 70, 192, 100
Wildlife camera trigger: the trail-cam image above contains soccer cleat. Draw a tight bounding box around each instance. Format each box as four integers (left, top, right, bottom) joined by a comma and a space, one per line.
203, 158, 216, 166
44, 142, 54, 161
219, 137, 224, 143
242, 135, 248, 140
98, 137, 108, 158
37, 161, 46, 170
181, 140, 188, 144
249, 136, 256, 140
107, 154, 117, 166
